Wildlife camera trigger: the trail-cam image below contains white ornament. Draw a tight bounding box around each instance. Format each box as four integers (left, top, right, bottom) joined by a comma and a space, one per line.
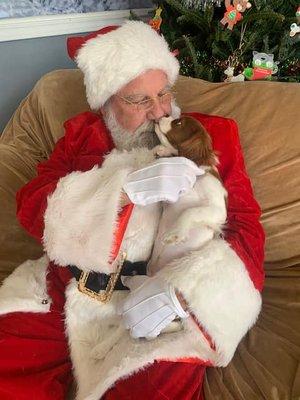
290, 23, 300, 37
224, 66, 245, 82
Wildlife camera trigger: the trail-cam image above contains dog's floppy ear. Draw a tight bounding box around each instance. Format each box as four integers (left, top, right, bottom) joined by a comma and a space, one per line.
177, 128, 216, 167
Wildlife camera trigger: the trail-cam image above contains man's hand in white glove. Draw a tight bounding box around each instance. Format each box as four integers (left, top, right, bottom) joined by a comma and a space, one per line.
123, 157, 205, 206
117, 275, 189, 339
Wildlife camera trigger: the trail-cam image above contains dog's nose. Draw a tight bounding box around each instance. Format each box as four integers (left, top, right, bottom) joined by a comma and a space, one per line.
158, 116, 174, 133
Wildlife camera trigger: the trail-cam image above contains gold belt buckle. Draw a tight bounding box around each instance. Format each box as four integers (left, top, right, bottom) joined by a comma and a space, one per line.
78, 252, 127, 303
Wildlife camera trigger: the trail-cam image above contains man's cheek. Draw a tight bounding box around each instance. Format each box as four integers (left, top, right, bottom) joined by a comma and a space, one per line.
132, 116, 148, 132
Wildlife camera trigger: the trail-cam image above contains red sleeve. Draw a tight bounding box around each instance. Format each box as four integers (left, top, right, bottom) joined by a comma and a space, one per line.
16, 134, 69, 242
16, 112, 113, 242
221, 119, 265, 291
188, 113, 265, 291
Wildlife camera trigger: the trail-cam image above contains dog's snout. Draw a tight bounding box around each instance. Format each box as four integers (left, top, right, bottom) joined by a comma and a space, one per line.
158, 116, 174, 133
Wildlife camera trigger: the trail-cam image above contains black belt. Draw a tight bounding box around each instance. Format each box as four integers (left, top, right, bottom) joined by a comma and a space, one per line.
68, 260, 147, 293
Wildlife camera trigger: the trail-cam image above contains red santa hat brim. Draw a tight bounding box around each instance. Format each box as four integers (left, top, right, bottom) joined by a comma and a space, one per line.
67, 26, 119, 60
67, 21, 179, 110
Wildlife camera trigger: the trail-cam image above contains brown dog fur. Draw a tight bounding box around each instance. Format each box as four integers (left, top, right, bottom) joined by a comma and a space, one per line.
164, 116, 220, 180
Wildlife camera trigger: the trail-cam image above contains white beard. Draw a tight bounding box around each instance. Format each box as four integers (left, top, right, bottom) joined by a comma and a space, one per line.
102, 107, 159, 151
102, 100, 181, 151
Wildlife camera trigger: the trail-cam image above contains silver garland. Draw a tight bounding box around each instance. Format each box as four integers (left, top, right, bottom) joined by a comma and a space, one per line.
0, 0, 152, 19
181, 0, 222, 10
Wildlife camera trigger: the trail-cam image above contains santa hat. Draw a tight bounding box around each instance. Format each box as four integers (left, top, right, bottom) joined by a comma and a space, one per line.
67, 21, 180, 110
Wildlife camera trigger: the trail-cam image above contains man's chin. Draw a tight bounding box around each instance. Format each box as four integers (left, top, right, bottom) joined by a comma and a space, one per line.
130, 120, 159, 149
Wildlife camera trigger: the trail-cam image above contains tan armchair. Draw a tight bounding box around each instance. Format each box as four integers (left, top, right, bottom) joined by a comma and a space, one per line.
1, 69, 299, 399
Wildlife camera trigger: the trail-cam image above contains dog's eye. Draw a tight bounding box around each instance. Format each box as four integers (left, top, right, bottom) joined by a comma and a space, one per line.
173, 118, 182, 126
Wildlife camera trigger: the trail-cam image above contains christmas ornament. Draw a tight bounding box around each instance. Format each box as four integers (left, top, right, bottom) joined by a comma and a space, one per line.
290, 23, 300, 37
223, 51, 245, 82
224, 66, 245, 82
290, 6, 300, 38
182, 0, 222, 10
243, 52, 278, 80
296, 6, 300, 21
149, 7, 163, 32
220, 0, 252, 30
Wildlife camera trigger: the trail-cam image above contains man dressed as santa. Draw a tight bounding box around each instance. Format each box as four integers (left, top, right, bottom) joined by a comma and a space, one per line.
0, 21, 264, 400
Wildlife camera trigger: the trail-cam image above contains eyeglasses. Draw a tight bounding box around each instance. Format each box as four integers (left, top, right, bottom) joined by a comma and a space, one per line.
116, 91, 173, 112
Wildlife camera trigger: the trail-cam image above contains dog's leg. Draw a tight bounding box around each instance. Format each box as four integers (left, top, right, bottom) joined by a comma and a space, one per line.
163, 205, 226, 244
153, 145, 178, 157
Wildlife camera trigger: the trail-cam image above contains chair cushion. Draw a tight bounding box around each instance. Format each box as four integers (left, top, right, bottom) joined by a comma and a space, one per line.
0, 69, 299, 399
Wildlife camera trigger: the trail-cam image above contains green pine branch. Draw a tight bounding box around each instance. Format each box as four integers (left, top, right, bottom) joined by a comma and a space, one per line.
163, 0, 211, 34
153, 0, 300, 82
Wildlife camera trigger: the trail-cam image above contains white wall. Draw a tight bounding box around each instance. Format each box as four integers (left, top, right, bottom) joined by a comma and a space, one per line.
0, 8, 151, 132
0, 34, 77, 132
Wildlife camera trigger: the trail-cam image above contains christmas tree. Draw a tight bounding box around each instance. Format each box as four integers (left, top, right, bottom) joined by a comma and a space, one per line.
147, 0, 300, 82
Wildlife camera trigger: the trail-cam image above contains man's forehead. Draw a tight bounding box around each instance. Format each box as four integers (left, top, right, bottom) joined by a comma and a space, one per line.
119, 69, 170, 95
122, 85, 171, 98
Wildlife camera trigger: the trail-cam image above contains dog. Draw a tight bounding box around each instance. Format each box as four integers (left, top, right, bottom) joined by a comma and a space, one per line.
148, 115, 228, 276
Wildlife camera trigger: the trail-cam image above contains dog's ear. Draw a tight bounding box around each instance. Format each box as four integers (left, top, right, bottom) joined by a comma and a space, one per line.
177, 128, 216, 167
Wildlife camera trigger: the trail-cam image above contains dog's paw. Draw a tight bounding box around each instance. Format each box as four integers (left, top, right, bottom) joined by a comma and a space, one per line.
163, 229, 188, 245
153, 145, 175, 158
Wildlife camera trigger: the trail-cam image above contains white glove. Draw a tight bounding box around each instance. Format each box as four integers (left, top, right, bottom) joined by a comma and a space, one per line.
117, 275, 189, 339
123, 157, 205, 206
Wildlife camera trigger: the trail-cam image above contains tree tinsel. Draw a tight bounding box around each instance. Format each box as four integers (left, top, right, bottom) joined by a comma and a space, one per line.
149, 0, 300, 82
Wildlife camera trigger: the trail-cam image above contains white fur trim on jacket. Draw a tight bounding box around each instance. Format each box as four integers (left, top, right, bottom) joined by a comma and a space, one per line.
157, 239, 262, 367
76, 21, 179, 110
43, 148, 156, 274
0, 255, 51, 315
64, 279, 216, 400
0, 254, 213, 399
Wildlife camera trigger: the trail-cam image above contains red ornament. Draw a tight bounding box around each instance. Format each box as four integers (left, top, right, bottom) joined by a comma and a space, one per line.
149, 7, 163, 33
220, 0, 251, 30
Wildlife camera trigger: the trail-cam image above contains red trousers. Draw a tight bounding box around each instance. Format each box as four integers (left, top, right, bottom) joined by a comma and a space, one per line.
0, 264, 206, 400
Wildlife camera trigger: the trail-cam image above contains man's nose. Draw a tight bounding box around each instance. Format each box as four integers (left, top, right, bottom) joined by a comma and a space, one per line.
147, 99, 166, 121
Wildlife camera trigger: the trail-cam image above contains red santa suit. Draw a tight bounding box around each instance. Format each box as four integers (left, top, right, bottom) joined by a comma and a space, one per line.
0, 109, 264, 400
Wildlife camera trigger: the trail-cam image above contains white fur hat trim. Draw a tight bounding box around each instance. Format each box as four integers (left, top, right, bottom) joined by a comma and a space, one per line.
76, 21, 180, 110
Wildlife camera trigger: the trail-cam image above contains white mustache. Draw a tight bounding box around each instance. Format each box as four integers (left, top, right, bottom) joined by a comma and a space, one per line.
102, 107, 158, 151
102, 99, 181, 151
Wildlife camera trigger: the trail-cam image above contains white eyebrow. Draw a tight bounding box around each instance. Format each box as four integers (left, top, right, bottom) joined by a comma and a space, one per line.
124, 84, 172, 99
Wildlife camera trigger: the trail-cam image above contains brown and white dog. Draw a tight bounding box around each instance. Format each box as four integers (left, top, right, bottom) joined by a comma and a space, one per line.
148, 115, 228, 275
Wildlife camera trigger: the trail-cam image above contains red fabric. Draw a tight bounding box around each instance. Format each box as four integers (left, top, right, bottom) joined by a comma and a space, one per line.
0, 263, 206, 400
111, 203, 134, 259
67, 26, 119, 60
16, 110, 265, 290
103, 361, 206, 400
0, 263, 72, 400
186, 113, 265, 291
189, 311, 216, 351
